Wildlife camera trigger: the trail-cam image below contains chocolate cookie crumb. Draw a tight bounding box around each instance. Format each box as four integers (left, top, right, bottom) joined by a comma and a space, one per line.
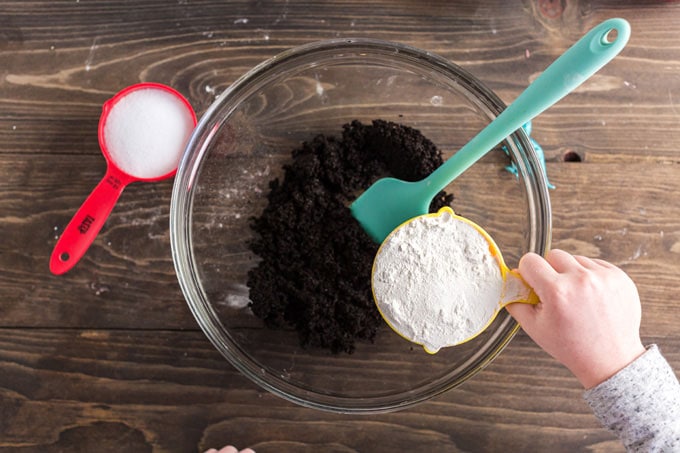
247, 120, 454, 353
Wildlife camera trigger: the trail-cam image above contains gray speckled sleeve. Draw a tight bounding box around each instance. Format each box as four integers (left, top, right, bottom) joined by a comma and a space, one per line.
583, 345, 680, 452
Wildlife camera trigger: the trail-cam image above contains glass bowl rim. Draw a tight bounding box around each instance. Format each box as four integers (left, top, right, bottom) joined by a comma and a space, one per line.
170, 37, 552, 414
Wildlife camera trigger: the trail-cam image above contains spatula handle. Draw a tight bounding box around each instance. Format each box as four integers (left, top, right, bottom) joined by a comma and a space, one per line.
423, 18, 631, 198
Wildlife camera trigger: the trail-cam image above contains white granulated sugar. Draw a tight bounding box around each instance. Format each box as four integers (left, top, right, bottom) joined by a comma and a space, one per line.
372, 209, 503, 353
104, 88, 194, 179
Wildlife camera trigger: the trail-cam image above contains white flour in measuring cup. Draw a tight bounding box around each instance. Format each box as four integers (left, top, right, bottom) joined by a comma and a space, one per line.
372, 209, 503, 353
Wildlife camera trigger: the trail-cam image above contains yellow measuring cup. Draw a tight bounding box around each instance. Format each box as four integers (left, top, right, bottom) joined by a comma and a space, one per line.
371, 207, 539, 354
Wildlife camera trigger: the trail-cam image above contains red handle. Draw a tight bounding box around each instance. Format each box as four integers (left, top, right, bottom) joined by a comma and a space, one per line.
50, 167, 132, 275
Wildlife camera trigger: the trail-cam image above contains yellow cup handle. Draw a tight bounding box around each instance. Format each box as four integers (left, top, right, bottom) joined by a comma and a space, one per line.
500, 269, 540, 306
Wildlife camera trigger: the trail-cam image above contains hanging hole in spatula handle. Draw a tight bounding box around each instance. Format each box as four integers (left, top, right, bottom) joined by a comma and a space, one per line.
601, 28, 618, 45
587, 18, 630, 54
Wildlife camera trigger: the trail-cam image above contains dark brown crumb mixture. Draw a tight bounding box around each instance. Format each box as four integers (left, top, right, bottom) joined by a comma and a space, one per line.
247, 120, 454, 353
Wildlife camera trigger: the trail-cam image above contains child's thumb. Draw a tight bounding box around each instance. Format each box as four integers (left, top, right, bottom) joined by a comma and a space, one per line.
505, 300, 537, 328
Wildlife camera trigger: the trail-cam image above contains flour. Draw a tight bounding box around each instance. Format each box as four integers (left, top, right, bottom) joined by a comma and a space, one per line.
371, 208, 503, 353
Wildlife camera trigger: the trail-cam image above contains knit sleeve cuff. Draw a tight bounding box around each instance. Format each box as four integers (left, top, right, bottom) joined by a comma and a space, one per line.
583, 344, 680, 451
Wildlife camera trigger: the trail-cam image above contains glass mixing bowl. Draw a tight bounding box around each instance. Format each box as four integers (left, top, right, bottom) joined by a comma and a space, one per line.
170, 38, 551, 413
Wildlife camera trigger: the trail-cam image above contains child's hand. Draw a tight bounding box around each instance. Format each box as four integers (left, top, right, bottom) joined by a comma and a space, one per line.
506, 249, 646, 389
204, 446, 255, 453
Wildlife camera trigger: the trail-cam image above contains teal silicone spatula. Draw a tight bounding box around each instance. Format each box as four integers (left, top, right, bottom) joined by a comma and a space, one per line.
351, 18, 630, 243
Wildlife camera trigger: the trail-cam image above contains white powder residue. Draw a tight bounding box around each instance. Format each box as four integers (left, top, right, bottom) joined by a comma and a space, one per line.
372, 209, 503, 353
224, 294, 251, 309
104, 88, 195, 179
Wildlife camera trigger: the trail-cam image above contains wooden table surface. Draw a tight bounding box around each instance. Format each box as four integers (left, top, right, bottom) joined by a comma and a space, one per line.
2, 1, 679, 452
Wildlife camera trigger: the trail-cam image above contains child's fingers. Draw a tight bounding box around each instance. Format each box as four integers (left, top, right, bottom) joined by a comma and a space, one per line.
206, 446, 255, 453
217, 447, 239, 453
505, 298, 538, 327
518, 252, 558, 292
591, 258, 618, 269
572, 255, 602, 270
545, 249, 581, 273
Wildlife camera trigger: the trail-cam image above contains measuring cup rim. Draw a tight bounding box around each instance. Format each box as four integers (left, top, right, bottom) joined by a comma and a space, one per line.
379, 206, 510, 273
97, 82, 198, 182
370, 206, 512, 353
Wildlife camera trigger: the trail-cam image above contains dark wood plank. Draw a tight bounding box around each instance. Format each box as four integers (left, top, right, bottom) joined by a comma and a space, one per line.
2, 1, 679, 161
545, 161, 680, 338
2, 0, 680, 452
0, 152, 192, 329
7, 327, 676, 452
2, 155, 680, 336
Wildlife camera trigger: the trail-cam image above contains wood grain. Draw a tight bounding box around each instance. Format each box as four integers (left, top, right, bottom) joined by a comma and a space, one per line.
2, 157, 678, 335
2, 0, 680, 452
8, 327, 674, 452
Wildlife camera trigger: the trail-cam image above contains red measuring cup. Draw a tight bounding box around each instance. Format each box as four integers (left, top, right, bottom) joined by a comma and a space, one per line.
50, 82, 197, 275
